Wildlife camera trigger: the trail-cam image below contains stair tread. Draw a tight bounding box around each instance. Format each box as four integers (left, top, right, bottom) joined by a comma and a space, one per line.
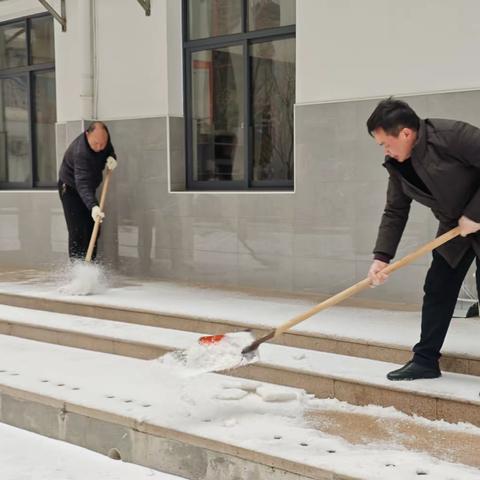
0, 305, 479, 405
0, 333, 479, 480
0, 278, 479, 359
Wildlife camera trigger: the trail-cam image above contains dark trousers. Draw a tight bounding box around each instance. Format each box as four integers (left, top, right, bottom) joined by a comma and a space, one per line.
413, 249, 480, 368
58, 183, 99, 260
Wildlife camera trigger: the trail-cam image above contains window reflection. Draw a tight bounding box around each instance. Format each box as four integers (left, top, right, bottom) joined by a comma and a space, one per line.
192, 46, 244, 182
249, 0, 296, 31
0, 76, 30, 183
30, 16, 54, 65
0, 23, 27, 69
0, 15, 56, 188
251, 38, 295, 181
33, 71, 56, 184
189, 0, 242, 39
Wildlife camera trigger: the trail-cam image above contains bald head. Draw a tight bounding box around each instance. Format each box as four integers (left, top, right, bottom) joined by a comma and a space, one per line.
86, 121, 109, 152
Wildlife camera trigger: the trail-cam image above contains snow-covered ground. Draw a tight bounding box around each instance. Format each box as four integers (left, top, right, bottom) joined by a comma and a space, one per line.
0, 422, 184, 480
0, 268, 479, 479
0, 334, 479, 480
1, 303, 479, 404
0, 266, 479, 359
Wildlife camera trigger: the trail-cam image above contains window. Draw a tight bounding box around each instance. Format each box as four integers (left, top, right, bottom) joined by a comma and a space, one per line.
0, 13, 56, 189
184, 0, 296, 190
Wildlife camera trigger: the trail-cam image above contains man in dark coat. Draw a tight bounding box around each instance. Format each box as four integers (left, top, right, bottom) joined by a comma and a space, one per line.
366, 98, 480, 381
58, 121, 117, 260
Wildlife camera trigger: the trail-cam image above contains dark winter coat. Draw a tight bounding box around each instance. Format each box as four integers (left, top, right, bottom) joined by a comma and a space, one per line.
373, 118, 480, 268
58, 132, 116, 210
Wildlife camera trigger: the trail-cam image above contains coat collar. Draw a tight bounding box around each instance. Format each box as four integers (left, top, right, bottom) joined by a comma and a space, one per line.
411, 119, 427, 162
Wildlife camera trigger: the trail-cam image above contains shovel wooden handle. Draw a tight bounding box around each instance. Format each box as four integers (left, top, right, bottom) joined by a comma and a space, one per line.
243, 226, 461, 353
85, 168, 113, 263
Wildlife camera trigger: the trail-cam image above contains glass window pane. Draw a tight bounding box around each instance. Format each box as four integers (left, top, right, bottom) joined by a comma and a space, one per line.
33, 70, 56, 184
0, 23, 27, 69
188, 0, 242, 40
0, 76, 30, 183
249, 0, 295, 31
30, 16, 54, 65
251, 38, 295, 182
191, 46, 244, 182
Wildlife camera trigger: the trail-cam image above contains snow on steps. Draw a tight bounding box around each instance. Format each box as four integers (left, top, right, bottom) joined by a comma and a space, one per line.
0, 287, 479, 377
0, 304, 479, 427
0, 334, 479, 480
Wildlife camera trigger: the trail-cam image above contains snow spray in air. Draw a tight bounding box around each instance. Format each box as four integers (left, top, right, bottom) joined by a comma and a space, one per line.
58, 261, 107, 296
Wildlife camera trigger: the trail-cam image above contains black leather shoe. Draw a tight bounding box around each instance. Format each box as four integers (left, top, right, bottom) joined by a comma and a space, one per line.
387, 361, 441, 381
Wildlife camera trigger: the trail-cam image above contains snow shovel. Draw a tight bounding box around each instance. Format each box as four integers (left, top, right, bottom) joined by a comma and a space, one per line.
197, 226, 461, 369
85, 168, 113, 262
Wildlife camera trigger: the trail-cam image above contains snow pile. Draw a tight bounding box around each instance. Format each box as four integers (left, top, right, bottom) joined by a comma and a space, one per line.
58, 262, 107, 296
158, 331, 259, 373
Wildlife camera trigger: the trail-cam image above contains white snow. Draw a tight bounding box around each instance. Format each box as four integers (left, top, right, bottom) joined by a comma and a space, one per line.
0, 334, 478, 479
0, 272, 479, 478
159, 331, 258, 372
0, 273, 479, 359
256, 386, 299, 402
57, 262, 107, 296
0, 422, 184, 480
214, 388, 249, 400
0, 303, 478, 405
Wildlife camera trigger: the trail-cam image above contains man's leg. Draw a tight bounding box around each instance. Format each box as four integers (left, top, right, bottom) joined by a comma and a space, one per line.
413, 249, 475, 368
59, 186, 94, 260
387, 249, 475, 381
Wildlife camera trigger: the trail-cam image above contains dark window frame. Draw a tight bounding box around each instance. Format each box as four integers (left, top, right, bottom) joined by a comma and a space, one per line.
0, 12, 55, 190
183, 0, 295, 191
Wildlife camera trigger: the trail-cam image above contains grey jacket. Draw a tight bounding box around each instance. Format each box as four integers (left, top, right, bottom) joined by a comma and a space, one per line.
374, 118, 480, 268
58, 132, 116, 210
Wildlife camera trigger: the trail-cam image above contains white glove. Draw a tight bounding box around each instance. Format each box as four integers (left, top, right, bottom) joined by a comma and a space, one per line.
106, 156, 117, 171
91, 205, 105, 223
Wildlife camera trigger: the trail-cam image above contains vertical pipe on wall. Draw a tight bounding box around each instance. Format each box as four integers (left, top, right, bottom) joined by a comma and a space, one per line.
78, 0, 93, 120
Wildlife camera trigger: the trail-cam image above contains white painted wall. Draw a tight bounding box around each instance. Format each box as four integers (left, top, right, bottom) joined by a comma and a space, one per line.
297, 0, 480, 104
54, 0, 81, 122
54, 0, 182, 122
93, 0, 168, 119
165, 0, 183, 117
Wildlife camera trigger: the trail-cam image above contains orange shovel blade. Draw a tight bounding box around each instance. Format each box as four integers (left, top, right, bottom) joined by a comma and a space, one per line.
198, 334, 226, 345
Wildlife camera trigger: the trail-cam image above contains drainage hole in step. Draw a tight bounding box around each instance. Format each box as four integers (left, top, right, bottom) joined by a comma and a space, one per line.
0, 369, 6, 373
202, 419, 212, 423
57, 383, 65, 387
107, 448, 122, 461
71, 387, 80, 391
273, 435, 282, 440
417, 472, 428, 476
142, 404, 151, 408
9, 372, 19, 376
40, 379, 49, 383
105, 395, 115, 399
327, 450, 336, 454
385, 464, 396, 467
123, 399, 133, 403
300, 442, 308, 447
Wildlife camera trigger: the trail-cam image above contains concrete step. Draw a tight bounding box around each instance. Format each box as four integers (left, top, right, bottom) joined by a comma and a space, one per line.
0, 288, 479, 377
0, 304, 479, 427
0, 334, 479, 480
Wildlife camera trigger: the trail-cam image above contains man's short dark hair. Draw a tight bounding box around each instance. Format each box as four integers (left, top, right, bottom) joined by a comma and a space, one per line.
86, 121, 110, 137
366, 97, 420, 137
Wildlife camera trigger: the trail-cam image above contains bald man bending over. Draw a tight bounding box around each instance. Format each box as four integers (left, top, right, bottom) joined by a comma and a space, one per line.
58, 121, 117, 260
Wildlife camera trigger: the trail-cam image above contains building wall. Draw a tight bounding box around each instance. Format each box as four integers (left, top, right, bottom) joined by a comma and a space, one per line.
1, 1, 480, 304
296, 0, 480, 104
